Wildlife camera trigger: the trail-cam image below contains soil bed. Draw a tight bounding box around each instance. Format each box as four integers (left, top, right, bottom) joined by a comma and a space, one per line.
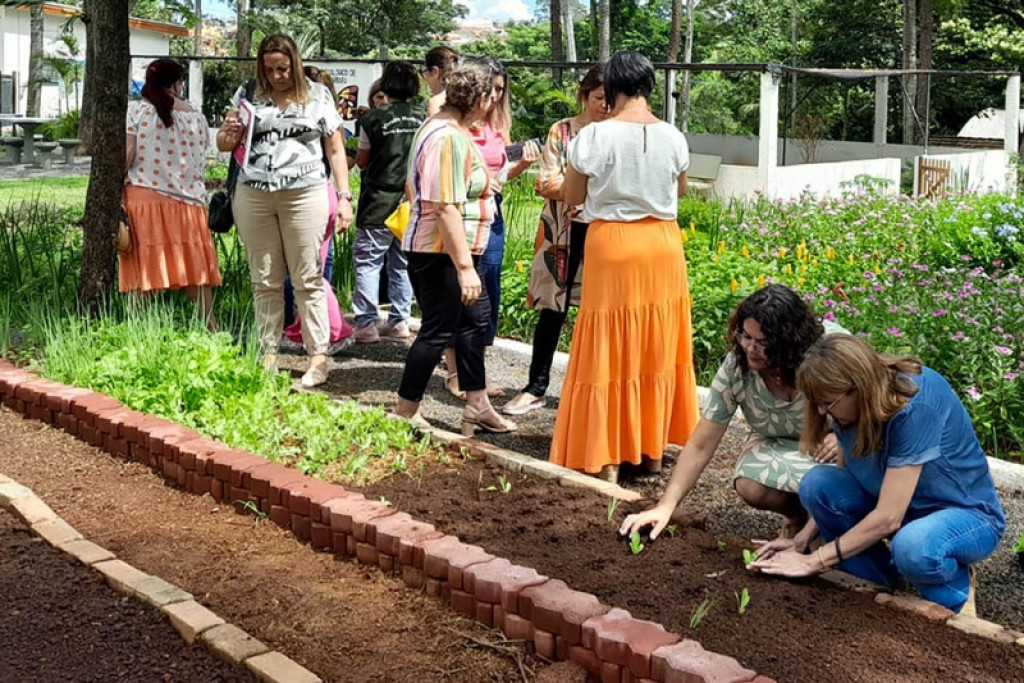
0, 408, 549, 682
362, 458, 1024, 683
0, 508, 255, 683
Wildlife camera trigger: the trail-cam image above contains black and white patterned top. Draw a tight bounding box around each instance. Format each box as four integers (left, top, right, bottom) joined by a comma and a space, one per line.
232, 80, 343, 192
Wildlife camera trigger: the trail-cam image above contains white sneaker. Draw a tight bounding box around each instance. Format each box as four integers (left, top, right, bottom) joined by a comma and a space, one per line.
300, 365, 329, 388
353, 323, 380, 344
380, 320, 411, 339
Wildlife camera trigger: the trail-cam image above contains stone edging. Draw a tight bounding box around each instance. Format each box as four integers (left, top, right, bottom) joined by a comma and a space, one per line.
0, 474, 321, 683
0, 362, 774, 682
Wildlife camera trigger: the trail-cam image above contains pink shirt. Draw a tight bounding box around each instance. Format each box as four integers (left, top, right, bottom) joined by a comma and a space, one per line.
469, 122, 507, 178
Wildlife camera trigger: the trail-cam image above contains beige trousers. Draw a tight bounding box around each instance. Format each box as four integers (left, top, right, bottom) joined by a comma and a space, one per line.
234, 183, 330, 355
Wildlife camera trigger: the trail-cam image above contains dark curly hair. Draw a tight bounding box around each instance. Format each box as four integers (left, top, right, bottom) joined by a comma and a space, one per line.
726, 284, 825, 387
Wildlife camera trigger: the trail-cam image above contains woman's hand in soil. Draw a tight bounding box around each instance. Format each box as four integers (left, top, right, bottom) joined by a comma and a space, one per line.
813, 433, 841, 463
748, 549, 821, 577
751, 537, 797, 561
619, 506, 671, 541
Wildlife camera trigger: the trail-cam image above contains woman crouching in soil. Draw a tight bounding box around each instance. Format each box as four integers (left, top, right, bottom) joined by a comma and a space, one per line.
621, 285, 846, 543
750, 334, 1005, 615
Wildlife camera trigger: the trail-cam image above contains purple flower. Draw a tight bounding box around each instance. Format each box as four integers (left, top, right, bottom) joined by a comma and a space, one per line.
995, 345, 1013, 356
966, 386, 982, 401
933, 309, 947, 317
823, 299, 836, 309
953, 331, 966, 340
886, 327, 904, 337
823, 311, 836, 322
1005, 372, 1017, 381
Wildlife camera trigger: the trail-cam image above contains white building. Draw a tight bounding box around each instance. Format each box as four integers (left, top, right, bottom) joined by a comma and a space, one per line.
0, 3, 187, 117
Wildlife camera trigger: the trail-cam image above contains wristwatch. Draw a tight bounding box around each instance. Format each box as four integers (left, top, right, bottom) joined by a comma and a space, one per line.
337, 189, 354, 202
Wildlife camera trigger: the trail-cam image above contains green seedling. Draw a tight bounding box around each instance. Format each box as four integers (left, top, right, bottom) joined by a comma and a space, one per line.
717, 540, 727, 552
736, 587, 751, 615
705, 569, 728, 579
238, 500, 267, 525
482, 474, 513, 494
1014, 531, 1024, 554
606, 497, 620, 523
665, 524, 678, 538
689, 596, 717, 629
742, 549, 759, 567
629, 531, 645, 555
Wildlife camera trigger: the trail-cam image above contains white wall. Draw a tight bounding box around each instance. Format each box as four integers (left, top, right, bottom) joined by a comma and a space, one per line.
1, 7, 171, 116
712, 158, 901, 203
914, 150, 1016, 196
688, 132, 968, 166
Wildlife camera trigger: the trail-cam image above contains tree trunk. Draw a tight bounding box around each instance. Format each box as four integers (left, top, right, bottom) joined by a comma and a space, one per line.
668, 0, 681, 62
27, 4, 44, 117
551, 0, 564, 61
78, 0, 130, 313
78, 0, 97, 152
916, 0, 934, 139
680, 0, 695, 131
564, 0, 577, 62
599, 0, 610, 61
236, 0, 252, 58
901, 0, 918, 144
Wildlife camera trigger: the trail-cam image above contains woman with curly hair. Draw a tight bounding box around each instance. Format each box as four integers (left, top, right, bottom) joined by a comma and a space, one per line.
620, 285, 847, 542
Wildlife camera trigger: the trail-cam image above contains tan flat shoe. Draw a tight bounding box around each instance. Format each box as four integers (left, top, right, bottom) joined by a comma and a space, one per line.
461, 405, 517, 435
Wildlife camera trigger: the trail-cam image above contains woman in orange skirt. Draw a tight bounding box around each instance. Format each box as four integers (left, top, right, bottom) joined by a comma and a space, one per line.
549, 52, 699, 483
121, 59, 221, 330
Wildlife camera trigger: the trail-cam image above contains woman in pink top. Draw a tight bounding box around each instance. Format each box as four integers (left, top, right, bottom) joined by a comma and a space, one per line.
443, 56, 538, 399
122, 59, 221, 330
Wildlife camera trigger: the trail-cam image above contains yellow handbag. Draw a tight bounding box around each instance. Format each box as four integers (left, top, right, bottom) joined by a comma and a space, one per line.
384, 200, 411, 241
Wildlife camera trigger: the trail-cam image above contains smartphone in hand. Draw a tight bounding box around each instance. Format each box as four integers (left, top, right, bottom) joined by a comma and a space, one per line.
506, 138, 542, 162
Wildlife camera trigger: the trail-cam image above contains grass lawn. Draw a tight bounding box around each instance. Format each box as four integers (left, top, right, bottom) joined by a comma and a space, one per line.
0, 177, 89, 209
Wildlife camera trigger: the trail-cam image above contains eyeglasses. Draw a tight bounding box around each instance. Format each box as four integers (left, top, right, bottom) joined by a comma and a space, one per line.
738, 330, 767, 353
816, 391, 849, 413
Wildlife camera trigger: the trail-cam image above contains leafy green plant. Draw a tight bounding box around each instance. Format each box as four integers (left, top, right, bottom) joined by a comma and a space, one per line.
717, 540, 727, 553
689, 596, 717, 629
1013, 531, 1024, 554
664, 524, 679, 538
742, 549, 759, 567
736, 587, 751, 615
629, 531, 645, 555
238, 500, 268, 525
606, 497, 620, 523
482, 474, 513, 494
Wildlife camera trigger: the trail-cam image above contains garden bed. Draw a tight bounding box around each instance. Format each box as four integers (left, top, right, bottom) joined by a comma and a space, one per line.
361, 457, 1023, 683
0, 408, 549, 682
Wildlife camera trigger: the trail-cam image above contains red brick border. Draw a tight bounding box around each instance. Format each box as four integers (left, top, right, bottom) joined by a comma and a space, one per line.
0, 360, 779, 681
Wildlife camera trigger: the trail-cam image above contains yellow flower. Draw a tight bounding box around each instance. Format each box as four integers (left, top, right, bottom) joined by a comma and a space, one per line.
784, 264, 793, 275
757, 274, 766, 288
797, 277, 805, 287
680, 230, 689, 243
716, 242, 726, 255
825, 247, 836, 260
874, 263, 881, 275
729, 279, 738, 293
741, 246, 750, 259
778, 247, 788, 258
800, 264, 807, 274
516, 261, 525, 273
812, 259, 819, 267
690, 221, 696, 236
847, 255, 855, 265
712, 256, 719, 264
796, 245, 805, 261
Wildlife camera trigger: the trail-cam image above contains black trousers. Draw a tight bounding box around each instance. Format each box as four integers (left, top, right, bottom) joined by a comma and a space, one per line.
524, 221, 589, 397
398, 253, 490, 402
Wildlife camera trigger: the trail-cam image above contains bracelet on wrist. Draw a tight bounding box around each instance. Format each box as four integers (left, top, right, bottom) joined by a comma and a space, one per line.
336, 189, 354, 202
834, 538, 845, 564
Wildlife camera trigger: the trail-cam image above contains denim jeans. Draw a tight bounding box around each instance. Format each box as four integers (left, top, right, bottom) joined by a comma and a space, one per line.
479, 193, 504, 346
352, 227, 412, 328
799, 466, 1003, 611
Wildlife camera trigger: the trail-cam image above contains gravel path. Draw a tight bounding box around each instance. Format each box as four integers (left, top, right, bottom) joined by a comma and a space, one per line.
282, 335, 1024, 632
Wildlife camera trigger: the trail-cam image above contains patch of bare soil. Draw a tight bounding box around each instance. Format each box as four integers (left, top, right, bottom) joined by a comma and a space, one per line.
361, 458, 1024, 683
0, 508, 255, 683
0, 408, 548, 683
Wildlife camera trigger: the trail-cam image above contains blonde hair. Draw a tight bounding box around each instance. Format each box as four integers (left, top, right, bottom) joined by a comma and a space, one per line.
797, 334, 922, 457
441, 61, 494, 119
470, 57, 511, 141
255, 34, 309, 104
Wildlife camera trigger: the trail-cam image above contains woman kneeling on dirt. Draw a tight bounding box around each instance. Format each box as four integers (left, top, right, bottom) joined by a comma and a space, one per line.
750, 334, 1005, 615
621, 285, 845, 542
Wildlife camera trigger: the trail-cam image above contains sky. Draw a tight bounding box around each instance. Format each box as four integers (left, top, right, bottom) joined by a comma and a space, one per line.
203, 0, 537, 23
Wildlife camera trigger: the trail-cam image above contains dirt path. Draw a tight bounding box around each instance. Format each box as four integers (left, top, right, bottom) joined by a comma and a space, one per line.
0, 407, 550, 683
0, 508, 255, 683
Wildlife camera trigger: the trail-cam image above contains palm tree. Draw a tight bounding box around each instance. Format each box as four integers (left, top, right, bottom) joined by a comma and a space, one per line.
27, 3, 45, 116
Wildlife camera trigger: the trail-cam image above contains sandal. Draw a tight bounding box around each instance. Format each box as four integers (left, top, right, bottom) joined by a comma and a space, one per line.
461, 404, 517, 436
445, 372, 467, 400
503, 392, 546, 416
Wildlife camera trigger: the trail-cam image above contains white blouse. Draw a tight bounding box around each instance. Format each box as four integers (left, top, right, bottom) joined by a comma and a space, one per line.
126, 99, 210, 207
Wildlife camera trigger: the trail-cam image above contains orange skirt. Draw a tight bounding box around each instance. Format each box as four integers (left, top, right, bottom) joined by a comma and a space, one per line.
549, 218, 700, 473
119, 185, 222, 293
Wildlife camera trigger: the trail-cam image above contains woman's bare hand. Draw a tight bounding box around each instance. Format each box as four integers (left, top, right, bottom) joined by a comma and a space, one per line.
814, 433, 840, 463
456, 266, 482, 305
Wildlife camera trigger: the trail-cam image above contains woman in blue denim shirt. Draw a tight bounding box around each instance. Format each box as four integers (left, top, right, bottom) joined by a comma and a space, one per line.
751, 334, 1005, 615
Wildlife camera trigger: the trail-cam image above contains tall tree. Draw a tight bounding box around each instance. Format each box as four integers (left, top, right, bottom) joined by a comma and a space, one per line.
551, 0, 565, 63
599, 0, 610, 60
237, 0, 252, 57
78, 0, 131, 311
27, 3, 44, 116
902, 0, 918, 143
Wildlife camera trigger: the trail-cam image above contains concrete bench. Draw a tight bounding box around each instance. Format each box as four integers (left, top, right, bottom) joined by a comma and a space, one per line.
58, 138, 82, 165
33, 141, 60, 170
2, 137, 24, 165
687, 153, 723, 196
